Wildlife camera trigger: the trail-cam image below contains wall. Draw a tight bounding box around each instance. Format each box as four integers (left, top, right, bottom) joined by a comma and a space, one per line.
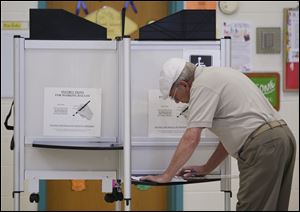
1, 1, 35, 97
184, 1, 299, 211
1, 1, 38, 211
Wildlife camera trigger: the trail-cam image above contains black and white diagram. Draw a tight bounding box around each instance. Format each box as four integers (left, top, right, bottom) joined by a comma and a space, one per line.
43, 87, 101, 136
73, 100, 93, 120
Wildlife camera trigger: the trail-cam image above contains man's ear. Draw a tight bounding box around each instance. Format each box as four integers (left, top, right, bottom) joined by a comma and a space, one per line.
179, 80, 188, 88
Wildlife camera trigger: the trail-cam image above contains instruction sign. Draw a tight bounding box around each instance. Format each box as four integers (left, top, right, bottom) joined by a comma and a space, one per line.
43, 87, 101, 136
148, 90, 188, 137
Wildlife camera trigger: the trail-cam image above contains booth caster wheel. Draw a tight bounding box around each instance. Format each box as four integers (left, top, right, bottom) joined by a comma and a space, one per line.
104, 188, 124, 203
104, 192, 123, 203
29, 193, 39, 203
104, 179, 123, 203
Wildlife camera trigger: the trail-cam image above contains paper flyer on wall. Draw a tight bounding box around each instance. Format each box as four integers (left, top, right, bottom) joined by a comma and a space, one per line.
222, 21, 251, 72
148, 89, 188, 137
43, 87, 101, 137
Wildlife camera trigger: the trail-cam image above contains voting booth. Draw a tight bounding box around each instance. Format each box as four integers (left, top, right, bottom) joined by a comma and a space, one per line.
130, 39, 230, 174
12, 9, 130, 211
130, 39, 232, 211
13, 37, 128, 210
12, 9, 232, 211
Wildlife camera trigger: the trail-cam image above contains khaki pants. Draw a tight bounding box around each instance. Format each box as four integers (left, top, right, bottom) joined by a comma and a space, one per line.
236, 125, 296, 211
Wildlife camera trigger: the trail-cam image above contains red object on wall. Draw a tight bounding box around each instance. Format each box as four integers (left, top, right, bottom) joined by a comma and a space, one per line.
283, 8, 299, 91
285, 62, 299, 90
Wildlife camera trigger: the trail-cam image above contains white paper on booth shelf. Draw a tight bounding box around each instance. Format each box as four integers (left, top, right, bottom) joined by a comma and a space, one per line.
148, 89, 188, 137
131, 175, 187, 183
43, 87, 101, 137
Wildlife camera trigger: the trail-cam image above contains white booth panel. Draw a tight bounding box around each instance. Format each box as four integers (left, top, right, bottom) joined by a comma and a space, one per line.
24, 47, 118, 139
24, 146, 120, 171
130, 41, 222, 174
131, 49, 182, 137
131, 143, 219, 175
131, 41, 220, 139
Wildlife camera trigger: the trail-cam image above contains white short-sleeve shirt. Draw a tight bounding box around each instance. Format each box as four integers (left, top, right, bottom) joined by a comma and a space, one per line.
187, 67, 281, 158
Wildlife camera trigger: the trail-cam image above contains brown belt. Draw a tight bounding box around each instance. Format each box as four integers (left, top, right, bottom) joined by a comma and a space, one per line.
247, 120, 287, 141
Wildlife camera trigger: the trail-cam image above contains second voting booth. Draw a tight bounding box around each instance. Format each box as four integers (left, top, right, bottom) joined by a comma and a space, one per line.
12, 9, 232, 211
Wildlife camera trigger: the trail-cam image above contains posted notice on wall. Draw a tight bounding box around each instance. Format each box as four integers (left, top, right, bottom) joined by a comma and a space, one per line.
148, 90, 188, 137
222, 21, 252, 72
43, 88, 101, 137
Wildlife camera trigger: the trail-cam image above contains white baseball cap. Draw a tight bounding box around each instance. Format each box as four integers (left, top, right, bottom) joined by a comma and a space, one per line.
159, 58, 187, 99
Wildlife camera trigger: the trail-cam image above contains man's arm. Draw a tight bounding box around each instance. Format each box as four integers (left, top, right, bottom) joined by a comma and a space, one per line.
204, 141, 228, 172
141, 127, 202, 183
178, 141, 229, 177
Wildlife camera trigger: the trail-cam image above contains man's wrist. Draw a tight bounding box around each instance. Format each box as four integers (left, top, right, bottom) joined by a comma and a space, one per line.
162, 172, 173, 180
203, 164, 211, 174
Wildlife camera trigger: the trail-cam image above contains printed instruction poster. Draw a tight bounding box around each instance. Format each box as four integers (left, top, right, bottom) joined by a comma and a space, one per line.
222, 21, 252, 72
43, 87, 101, 137
148, 90, 188, 137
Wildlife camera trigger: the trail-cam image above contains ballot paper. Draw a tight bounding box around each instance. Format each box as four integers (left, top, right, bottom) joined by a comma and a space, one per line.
131, 174, 238, 185
131, 176, 187, 183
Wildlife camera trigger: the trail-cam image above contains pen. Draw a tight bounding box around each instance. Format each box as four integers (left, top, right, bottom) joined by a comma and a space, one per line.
177, 106, 189, 118
73, 100, 91, 116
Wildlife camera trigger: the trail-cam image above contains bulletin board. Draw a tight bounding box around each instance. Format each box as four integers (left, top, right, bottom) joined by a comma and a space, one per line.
283, 8, 299, 91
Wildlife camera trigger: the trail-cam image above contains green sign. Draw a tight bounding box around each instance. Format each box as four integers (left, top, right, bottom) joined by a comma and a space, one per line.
245, 73, 280, 111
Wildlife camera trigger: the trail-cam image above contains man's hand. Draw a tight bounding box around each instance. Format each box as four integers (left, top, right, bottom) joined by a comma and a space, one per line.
140, 128, 202, 184
140, 173, 172, 183
177, 165, 210, 178
177, 142, 229, 179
